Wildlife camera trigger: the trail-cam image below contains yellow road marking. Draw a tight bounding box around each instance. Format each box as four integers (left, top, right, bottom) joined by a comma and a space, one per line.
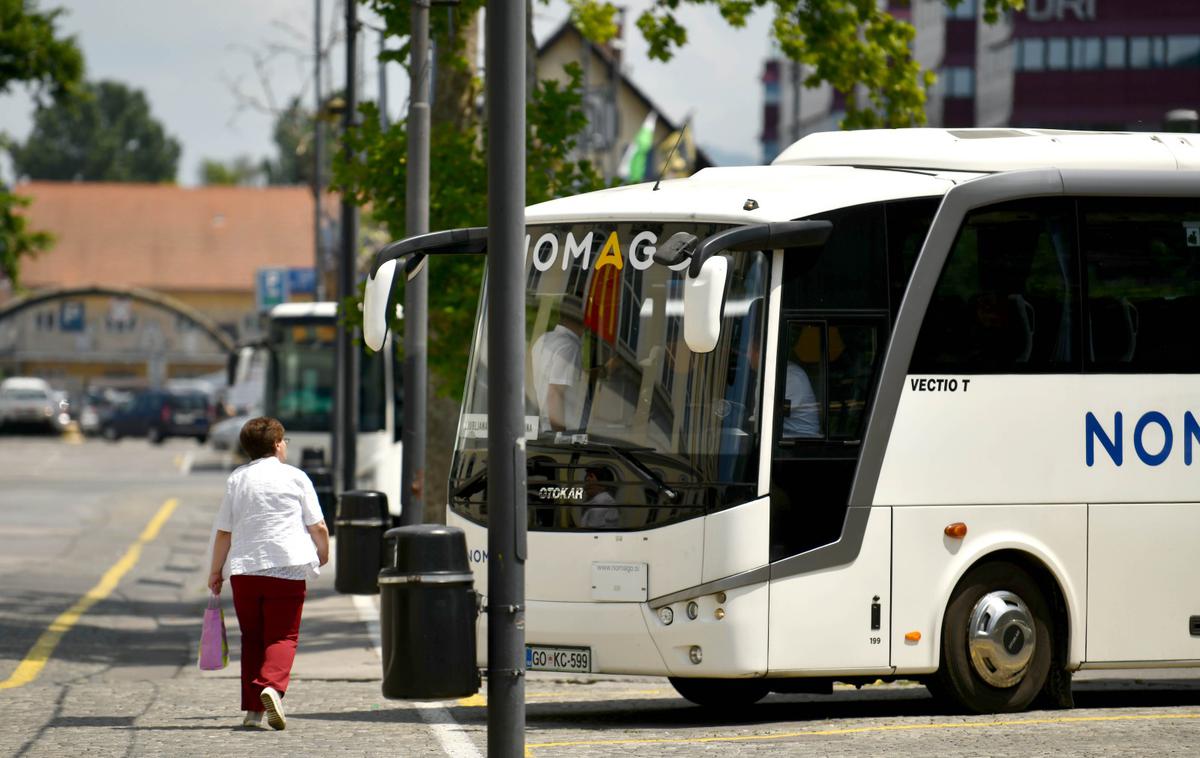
456, 689, 663, 709
63, 421, 83, 446
0, 498, 179, 690
524, 712, 1200, 755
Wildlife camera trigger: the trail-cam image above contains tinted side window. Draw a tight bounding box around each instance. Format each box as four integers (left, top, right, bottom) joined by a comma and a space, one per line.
1082, 198, 1200, 372
885, 197, 941, 319
782, 203, 887, 310
911, 199, 1080, 373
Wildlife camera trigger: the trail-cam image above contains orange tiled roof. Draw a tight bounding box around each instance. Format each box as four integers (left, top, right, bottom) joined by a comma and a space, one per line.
15, 182, 317, 292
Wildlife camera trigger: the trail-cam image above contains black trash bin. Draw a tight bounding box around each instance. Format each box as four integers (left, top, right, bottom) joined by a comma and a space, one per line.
379, 525, 479, 699
334, 490, 390, 595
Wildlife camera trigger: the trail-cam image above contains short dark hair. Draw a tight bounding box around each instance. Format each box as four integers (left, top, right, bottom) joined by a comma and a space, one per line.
586, 466, 614, 483
240, 417, 284, 459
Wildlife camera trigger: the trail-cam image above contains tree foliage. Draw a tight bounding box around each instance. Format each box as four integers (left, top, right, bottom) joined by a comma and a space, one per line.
0, 0, 83, 288
576, 0, 1024, 129
335, 65, 604, 392
200, 96, 335, 187
199, 155, 263, 186
11, 79, 181, 182
263, 96, 327, 186
0, 0, 82, 103
334, 3, 604, 396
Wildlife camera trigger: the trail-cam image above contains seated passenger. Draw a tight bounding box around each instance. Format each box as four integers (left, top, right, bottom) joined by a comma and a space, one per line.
578, 466, 618, 529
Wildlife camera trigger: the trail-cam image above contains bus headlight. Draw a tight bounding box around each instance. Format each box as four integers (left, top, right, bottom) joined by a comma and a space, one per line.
689, 645, 703, 665
658, 607, 674, 626
686, 601, 699, 620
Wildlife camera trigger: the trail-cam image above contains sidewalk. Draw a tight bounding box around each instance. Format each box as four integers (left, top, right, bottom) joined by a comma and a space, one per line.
159, 548, 484, 755
3, 533, 488, 758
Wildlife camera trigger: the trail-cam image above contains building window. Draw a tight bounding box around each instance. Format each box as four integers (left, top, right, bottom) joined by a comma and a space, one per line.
948, 0, 976, 20
1104, 36, 1127, 69
1019, 38, 1045, 72
1130, 36, 1167, 69
1047, 37, 1069, 70
1167, 35, 1200, 68
945, 67, 975, 98
1072, 37, 1102, 70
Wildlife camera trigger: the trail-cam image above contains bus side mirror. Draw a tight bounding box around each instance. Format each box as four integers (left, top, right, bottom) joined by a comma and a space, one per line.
364, 259, 398, 352
226, 351, 238, 387
682, 256, 728, 353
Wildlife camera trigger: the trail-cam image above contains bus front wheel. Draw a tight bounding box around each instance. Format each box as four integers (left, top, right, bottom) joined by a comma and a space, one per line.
668, 677, 769, 708
933, 561, 1052, 714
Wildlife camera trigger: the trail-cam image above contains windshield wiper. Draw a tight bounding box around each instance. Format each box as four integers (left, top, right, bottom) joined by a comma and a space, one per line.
527, 439, 679, 502
453, 466, 488, 499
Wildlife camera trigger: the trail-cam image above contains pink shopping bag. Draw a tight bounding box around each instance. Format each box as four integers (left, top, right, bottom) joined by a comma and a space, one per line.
198, 592, 229, 670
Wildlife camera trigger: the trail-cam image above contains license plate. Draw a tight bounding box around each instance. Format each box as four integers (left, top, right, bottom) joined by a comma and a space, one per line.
526, 645, 591, 673
174, 412, 196, 424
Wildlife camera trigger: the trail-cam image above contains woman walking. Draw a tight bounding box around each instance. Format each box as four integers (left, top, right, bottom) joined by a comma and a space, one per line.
207, 417, 329, 730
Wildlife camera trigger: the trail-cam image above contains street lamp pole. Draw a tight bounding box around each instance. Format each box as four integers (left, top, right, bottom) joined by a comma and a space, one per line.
485, 4, 527, 755
313, 0, 325, 301
335, 0, 360, 495
400, 0, 431, 526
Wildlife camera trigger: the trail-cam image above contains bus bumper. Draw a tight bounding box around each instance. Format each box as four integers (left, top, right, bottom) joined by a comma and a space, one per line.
476, 582, 769, 678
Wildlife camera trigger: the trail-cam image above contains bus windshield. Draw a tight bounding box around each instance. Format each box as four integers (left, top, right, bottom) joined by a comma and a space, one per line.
451, 221, 769, 531
266, 318, 386, 433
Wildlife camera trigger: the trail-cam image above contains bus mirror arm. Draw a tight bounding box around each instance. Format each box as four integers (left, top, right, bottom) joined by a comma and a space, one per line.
680, 220, 832, 354
369, 226, 489, 278
686, 220, 832, 279
364, 226, 489, 352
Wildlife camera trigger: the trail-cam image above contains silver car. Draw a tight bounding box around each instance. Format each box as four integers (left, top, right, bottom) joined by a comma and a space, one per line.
0, 377, 69, 432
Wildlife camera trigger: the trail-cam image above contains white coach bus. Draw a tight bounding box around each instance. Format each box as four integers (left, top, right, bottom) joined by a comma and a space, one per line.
365, 129, 1200, 713
266, 302, 403, 515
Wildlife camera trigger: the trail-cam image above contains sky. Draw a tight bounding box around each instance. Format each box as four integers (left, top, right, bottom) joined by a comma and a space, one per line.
0, 1, 774, 186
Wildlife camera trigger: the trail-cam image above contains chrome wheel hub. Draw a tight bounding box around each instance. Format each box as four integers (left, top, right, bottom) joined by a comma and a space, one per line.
967, 590, 1035, 688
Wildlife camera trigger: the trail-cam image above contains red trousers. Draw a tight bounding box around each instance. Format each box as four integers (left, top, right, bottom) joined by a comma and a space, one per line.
230, 574, 306, 711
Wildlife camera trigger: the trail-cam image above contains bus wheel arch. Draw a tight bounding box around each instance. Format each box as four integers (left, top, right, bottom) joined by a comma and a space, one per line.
931, 552, 1072, 713
668, 676, 770, 708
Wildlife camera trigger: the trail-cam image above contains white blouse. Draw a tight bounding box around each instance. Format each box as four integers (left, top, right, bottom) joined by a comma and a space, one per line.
214, 456, 325, 578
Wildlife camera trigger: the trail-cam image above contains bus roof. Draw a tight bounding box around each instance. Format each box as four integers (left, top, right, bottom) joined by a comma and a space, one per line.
772, 128, 1200, 172
527, 129, 1200, 226
526, 164, 963, 225
270, 302, 338, 319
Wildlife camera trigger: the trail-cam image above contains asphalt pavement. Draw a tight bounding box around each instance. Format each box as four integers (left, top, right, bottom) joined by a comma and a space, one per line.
1, 431, 1199, 757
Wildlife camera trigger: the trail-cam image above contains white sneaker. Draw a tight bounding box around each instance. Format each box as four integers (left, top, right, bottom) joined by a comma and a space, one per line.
260, 686, 286, 730
242, 710, 263, 728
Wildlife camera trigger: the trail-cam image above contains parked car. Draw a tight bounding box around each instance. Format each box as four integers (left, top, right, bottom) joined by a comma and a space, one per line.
100, 389, 213, 443
0, 377, 69, 432
79, 388, 132, 436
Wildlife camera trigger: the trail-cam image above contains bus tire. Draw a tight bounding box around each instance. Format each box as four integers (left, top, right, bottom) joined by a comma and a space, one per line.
668, 677, 769, 708
933, 561, 1052, 714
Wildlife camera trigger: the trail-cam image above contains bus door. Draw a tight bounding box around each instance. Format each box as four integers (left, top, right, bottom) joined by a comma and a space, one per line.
765, 201, 896, 673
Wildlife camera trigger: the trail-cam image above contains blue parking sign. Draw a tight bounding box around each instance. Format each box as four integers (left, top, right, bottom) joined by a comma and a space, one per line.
256, 268, 288, 312
60, 300, 85, 332
288, 267, 317, 295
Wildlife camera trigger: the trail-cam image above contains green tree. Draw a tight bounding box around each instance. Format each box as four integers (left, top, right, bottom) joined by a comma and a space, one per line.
199, 156, 263, 186
336, 3, 604, 521
263, 96, 319, 186
575, 0, 1024, 129
11, 79, 181, 182
334, 6, 602, 396
0, 0, 83, 288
